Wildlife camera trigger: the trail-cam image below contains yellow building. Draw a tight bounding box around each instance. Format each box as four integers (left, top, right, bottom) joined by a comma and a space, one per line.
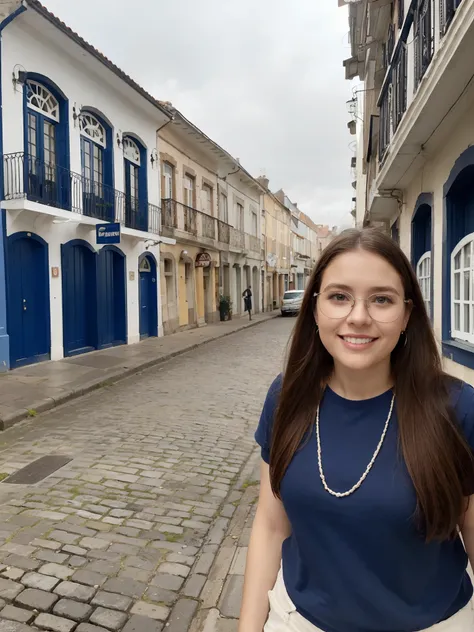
257, 177, 292, 310
159, 108, 264, 333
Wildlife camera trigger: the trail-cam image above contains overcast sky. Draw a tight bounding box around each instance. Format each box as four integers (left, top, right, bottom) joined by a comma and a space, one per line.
43, 0, 355, 228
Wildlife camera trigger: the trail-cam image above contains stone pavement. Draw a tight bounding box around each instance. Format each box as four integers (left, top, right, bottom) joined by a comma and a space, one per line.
0, 311, 278, 431
0, 316, 292, 632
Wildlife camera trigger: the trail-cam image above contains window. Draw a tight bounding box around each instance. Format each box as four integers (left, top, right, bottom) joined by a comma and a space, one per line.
183, 175, 195, 208
236, 203, 244, 232
163, 162, 174, 199
202, 183, 213, 215
398, 0, 405, 27
25, 80, 61, 206
411, 198, 432, 318
440, 0, 464, 35
123, 136, 147, 231
219, 193, 228, 223
80, 112, 111, 219
391, 219, 400, 244
379, 86, 392, 161
451, 237, 474, 344
392, 44, 407, 131
27, 81, 59, 120
252, 210, 258, 237
443, 150, 474, 368
417, 251, 432, 314
414, 0, 434, 87
164, 258, 174, 306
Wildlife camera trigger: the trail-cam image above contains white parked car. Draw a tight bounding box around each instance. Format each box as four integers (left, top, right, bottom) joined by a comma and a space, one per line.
281, 290, 305, 316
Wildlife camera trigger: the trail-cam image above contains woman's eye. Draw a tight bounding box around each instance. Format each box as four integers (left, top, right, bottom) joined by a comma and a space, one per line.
330, 293, 350, 302
372, 295, 393, 305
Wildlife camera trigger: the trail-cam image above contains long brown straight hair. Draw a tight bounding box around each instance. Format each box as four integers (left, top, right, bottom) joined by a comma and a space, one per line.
270, 228, 474, 542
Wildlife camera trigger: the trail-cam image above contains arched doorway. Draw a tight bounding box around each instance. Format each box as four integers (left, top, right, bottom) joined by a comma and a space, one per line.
97, 246, 126, 349
62, 240, 97, 356
7, 232, 50, 368
139, 253, 158, 339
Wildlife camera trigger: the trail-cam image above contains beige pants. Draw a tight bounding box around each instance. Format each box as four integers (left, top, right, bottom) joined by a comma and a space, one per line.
265, 568, 474, 632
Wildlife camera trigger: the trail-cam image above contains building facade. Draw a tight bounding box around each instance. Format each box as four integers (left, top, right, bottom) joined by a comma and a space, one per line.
342, 0, 474, 383
0, 0, 175, 370
159, 109, 264, 333
276, 190, 322, 290
258, 178, 292, 310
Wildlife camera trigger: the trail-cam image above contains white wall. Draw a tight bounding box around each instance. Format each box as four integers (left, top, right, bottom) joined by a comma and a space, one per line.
220, 174, 261, 236
5, 209, 162, 360
1, 10, 167, 363
2, 15, 161, 207
398, 95, 474, 384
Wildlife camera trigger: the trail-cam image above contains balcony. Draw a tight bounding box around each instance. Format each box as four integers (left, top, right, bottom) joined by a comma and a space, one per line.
379, 44, 407, 163
160, 198, 260, 255
414, 0, 434, 88
230, 227, 245, 250
218, 220, 230, 244
3, 153, 161, 235
374, 0, 473, 190
161, 198, 228, 248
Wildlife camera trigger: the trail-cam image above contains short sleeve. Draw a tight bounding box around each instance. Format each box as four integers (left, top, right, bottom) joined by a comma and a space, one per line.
455, 382, 474, 449
255, 374, 283, 464
452, 382, 474, 495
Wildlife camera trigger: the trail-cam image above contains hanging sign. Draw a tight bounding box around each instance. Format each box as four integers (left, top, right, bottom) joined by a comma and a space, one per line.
195, 252, 212, 268
96, 223, 121, 245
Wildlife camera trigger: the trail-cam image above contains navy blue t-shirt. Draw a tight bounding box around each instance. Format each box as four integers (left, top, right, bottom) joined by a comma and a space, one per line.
255, 374, 474, 632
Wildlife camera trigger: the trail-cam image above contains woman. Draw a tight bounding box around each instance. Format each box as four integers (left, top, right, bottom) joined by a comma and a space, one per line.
239, 228, 474, 632
243, 286, 253, 321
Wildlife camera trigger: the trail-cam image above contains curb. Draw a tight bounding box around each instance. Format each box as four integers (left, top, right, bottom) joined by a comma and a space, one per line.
189, 449, 261, 632
0, 313, 279, 431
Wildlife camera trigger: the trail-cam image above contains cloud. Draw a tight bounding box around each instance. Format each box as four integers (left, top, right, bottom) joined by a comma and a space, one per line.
43, 0, 355, 227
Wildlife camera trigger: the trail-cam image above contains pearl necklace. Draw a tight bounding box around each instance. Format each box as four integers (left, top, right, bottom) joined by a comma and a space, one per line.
315, 393, 395, 498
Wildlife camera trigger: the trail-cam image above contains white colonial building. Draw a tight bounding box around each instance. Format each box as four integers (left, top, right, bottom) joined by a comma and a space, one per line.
0, 0, 174, 370
342, 0, 474, 382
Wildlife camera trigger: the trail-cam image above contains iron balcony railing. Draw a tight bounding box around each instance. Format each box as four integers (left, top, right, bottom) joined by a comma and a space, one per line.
440, 0, 464, 35
392, 43, 407, 131
3, 152, 161, 235
160, 197, 260, 252
414, 0, 434, 88
379, 87, 392, 162
217, 220, 230, 244
162, 198, 230, 245
230, 227, 245, 250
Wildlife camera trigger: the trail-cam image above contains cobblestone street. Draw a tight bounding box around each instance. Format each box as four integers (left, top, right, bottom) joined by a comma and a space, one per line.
0, 318, 292, 632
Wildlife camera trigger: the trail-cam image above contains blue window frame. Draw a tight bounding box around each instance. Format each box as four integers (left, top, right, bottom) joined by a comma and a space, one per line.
411, 193, 433, 319
80, 111, 114, 221
123, 136, 148, 232
23, 76, 70, 210
442, 146, 474, 369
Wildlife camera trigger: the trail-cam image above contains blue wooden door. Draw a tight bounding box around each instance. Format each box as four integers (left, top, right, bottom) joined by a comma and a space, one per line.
139, 272, 150, 338
139, 256, 157, 339
97, 248, 126, 349
7, 234, 50, 368
62, 242, 97, 356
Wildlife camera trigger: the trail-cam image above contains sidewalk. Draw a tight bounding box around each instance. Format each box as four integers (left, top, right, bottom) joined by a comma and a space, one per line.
0, 311, 279, 431
189, 450, 260, 632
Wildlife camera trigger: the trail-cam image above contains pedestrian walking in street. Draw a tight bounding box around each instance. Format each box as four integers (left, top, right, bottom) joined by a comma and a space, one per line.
239, 228, 474, 632
243, 286, 253, 321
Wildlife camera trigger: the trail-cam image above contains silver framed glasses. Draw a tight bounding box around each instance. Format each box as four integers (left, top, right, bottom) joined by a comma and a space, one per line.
314, 289, 410, 323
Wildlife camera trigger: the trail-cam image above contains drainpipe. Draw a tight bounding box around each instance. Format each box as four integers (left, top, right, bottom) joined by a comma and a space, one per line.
0, 3, 27, 371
